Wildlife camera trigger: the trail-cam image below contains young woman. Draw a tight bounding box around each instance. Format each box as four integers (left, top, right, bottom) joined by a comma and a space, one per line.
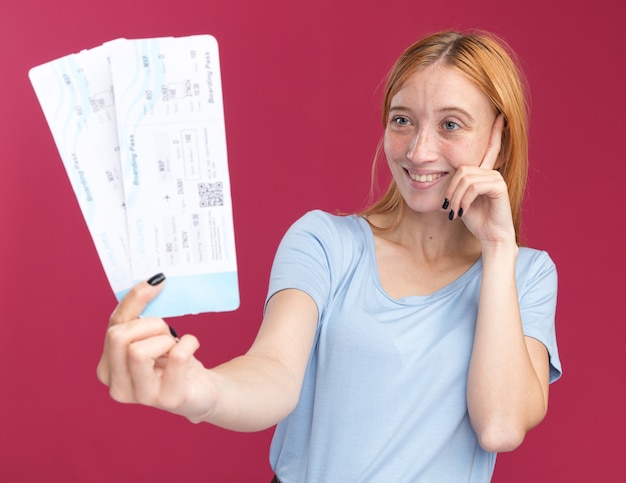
97, 30, 561, 482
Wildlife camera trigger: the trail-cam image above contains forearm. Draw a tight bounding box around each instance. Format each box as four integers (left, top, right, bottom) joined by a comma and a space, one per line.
191, 289, 316, 431
194, 351, 302, 431
467, 243, 547, 452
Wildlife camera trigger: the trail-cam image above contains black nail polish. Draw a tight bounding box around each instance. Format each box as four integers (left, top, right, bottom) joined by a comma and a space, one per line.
442, 198, 450, 210
169, 326, 178, 338
448, 210, 454, 221
147, 273, 166, 286
458, 207, 464, 217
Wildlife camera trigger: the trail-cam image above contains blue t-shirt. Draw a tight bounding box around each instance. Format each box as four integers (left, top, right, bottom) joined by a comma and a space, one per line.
266, 210, 562, 482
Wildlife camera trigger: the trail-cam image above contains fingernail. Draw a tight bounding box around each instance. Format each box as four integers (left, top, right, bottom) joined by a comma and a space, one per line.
442, 198, 450, 210
458, 207, 464, 217
169, 326, 178, 338
448, 210, 455, 221
147, 273, 166, 286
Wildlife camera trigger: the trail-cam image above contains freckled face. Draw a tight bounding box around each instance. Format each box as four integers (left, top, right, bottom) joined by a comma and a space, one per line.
384, 64, 497, 214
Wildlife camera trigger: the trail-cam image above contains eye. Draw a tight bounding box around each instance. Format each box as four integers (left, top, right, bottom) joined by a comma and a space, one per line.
443, 120, 460, 131
391, 115, 411, 126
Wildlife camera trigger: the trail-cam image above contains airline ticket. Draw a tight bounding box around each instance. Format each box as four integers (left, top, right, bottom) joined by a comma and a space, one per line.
29, 35, 239, 317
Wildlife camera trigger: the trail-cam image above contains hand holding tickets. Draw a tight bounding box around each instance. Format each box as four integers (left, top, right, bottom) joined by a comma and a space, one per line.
29, 35, 239, 317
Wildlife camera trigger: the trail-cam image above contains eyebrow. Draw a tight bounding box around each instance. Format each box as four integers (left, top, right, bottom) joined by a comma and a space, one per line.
436, 106, 476, 123
388, 105, 476, 123
388, 106, 410, 113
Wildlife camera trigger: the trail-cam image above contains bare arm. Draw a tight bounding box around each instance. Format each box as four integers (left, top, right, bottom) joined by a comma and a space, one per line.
197, 288, 318, 430
446, 115, 551, 452
97, 279, 318, 431
466, 244, 550, 452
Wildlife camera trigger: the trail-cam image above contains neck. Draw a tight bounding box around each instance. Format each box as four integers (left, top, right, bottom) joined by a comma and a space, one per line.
368, 207, 481, 263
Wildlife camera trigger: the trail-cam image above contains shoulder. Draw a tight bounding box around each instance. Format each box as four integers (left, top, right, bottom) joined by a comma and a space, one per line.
292, 210, 361, 230
517, 247, 555, 266
286, 210, 365, 244
278, 210, 370, 271
515, 247, 558, 300
516, 248, 557, 280
267, 211, 370, 312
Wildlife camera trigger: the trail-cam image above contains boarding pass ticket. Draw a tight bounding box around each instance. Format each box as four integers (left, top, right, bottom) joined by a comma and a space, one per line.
29, 35, 239, 317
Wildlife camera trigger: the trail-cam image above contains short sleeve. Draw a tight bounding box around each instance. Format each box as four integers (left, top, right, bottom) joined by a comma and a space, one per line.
264, 211, 336, 321
517, 249, 562, 383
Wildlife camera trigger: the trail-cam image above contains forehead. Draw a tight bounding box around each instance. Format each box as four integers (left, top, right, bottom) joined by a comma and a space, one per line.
391, 64, 494, 116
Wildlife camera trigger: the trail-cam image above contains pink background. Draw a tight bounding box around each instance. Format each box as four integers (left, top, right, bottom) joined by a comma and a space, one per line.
1, 0, 624, 481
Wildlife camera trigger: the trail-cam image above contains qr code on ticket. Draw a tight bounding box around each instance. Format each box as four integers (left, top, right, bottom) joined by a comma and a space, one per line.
198, 181, 224, 207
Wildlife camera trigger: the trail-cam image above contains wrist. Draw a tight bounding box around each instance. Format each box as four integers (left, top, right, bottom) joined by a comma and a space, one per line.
481, 241, 519, 263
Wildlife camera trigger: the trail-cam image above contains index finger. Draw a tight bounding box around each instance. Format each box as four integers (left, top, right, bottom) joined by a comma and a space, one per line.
480, 114, 505, 170
110, 273, 167, 326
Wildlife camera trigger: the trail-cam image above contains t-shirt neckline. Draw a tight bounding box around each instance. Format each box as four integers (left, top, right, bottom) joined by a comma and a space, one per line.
355, 215, 483, 305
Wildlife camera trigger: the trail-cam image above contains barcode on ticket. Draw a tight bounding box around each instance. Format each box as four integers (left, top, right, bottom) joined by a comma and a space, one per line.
198, 181, 224, 207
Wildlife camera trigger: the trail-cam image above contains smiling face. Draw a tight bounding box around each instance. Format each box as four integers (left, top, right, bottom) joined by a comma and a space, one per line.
383, 64, 498, 215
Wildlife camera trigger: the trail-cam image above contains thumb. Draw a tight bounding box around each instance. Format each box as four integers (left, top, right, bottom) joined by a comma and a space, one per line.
110, 273, 166, 326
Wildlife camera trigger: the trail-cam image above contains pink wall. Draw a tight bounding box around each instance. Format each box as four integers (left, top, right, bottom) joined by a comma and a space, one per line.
1, 0, 623, 481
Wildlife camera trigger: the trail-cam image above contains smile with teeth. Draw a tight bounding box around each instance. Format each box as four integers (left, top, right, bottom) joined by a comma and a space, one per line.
408, 172, 444, 183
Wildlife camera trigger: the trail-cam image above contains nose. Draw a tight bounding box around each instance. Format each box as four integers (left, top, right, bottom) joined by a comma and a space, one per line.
406, 128, 437, 163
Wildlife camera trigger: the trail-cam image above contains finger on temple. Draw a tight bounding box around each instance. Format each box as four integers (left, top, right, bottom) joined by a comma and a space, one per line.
480, 114, 505, 170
